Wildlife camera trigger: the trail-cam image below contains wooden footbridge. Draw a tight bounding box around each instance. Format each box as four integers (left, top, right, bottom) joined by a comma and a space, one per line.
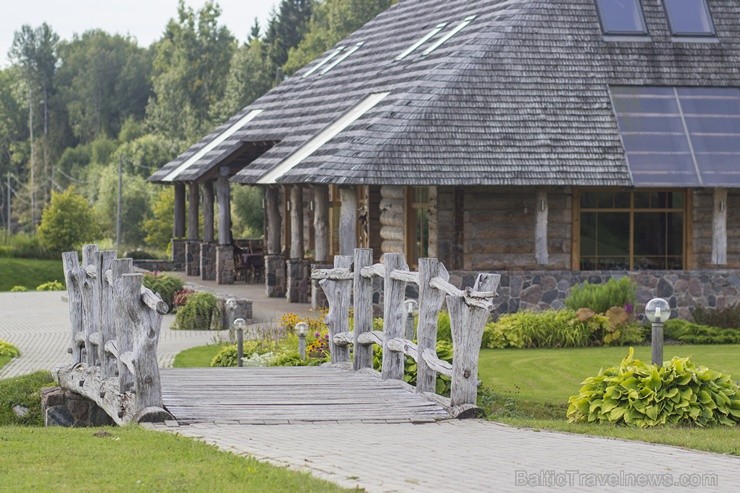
53, 246, 498, 425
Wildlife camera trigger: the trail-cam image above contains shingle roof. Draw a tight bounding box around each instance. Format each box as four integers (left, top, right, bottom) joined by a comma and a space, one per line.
149, 0, 740, 187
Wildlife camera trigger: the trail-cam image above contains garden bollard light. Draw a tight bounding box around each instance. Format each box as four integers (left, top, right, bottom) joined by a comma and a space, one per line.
404, 299, 418, 340
296, 322, 308, 360
225, 298, 237, 338
645, 298, 671, 365
234, 317, 246, 367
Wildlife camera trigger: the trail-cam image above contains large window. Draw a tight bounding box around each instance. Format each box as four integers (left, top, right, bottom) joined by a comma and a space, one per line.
594, 0, 648, 35
578, 191, 685, 270
663, 0, 715, 36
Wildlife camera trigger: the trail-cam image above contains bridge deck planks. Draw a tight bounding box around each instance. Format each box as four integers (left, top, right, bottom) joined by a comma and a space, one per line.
160, 367, 451, 424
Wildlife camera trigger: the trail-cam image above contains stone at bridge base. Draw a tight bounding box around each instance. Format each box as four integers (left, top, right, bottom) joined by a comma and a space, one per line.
265, 255, 286, 298
171, 239, 186, 271
185, 241, 201, 276
216, 245, 235, 285
41, 387, 114, 427
286, 259, 311, 303
200, 242, 217, 281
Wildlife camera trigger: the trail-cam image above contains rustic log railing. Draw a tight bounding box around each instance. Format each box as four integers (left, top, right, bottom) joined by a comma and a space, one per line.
312, 249, 499, 418
54, 244, 172, 425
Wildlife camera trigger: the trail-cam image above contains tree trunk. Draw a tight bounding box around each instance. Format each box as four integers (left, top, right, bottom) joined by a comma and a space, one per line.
290, 185, 304, 259
339, 186, 357, 256
216, 175, 231, 245
202, 180, 214, 242
266, 186, 281, 255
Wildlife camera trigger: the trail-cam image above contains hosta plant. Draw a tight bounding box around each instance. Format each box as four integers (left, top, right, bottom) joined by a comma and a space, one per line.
0, 340, 20, 358
567, 347, 740, 428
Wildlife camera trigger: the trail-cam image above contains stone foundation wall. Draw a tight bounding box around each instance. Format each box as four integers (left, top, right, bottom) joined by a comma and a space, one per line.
41, 387, 114, 427
200, 242, 217, 281
171, 239, 186, 270
185, 241, 201, 276
265, 255, 286, 298
132, 260, 177, 272
287, 260, 311, 303
216, 245, 235, 285
446, 269, 740, 320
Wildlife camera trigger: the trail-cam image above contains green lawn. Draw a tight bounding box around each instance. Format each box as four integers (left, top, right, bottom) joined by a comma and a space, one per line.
477, 345, 740, 455
172, 343, 230, 367
0, 427, 352, 493
0, 258, 64, 291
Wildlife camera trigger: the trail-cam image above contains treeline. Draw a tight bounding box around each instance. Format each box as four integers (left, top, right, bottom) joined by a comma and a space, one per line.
0, 0, 393, 252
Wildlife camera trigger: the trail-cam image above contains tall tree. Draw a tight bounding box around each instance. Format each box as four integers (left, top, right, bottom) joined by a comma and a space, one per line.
0, 68, 27, 232
263, 0, 313, 82
146, 0, 235, 141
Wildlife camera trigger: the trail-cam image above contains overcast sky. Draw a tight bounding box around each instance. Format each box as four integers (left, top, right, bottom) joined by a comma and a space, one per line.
0, 0, 278, 67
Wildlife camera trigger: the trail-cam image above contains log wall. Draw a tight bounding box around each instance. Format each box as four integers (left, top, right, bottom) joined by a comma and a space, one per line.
692, 189, 740, 268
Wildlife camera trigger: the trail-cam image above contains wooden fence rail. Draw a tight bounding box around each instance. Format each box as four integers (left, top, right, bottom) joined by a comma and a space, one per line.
312, 249, 499, 417
53, 244, 172, 425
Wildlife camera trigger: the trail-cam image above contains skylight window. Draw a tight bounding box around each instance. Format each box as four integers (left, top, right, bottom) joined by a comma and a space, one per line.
320, 42, 364, 75
395, 23, 448, 61
594, 0, 648, 35
302, 46, 345, 78
663, 0, 715, 36
421, 16, 476, 56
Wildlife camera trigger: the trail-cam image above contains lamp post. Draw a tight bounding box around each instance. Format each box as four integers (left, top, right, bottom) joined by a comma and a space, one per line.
404, 299, 418, 340
296, 322, 308, 361
645, 298, 671, 365
234, 318, 246, 367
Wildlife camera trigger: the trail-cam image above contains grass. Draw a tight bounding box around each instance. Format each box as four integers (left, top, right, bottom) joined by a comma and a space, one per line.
0, 258, 64, 291
172, 343, 230, 368
477, 344, 740, 455
0, 427, 353, 492
0, 371, 55, 426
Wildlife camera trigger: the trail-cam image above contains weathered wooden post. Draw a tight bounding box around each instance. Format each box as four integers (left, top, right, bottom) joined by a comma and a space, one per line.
62, 251, 84, 364
339, 186, 357, 256
188, 182, 199, 241
321, 255, 353, 363
81, 244, 100, 365
353, 248, 374, 370
112, 258, 134, 393
447, 273, 499, 408
99, 250, 118, 379
174, 183, 186, 238
202, 180, 215, 243
416, 258, 449, 393
290, 185, 304, 259
535, 189, 548, 265
382, 253, 408, 381
313, 186, 329, 262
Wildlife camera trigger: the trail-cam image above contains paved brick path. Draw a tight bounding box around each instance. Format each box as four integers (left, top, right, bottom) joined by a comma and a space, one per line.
146, 420, 739, 492
0, 291, 226, 379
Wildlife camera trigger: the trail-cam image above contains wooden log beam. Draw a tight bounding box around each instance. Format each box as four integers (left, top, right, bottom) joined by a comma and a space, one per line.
54, 364, 132, 425
357, 331, 385, 346
361, 263, 385, 278
386, 337, 419, 362
265, 186, 282, 255
417, 258, 449, 393
62, 251, 84, 364
353, 248, 374, 371
202, 180, 215, 243
310, 268, 353, 281
712, 188, 727, 265
105, 270, 169, 315
421, 348, 453, 377
216, 174, 231, 245
535, 189, 548, 265
313, 185, 329, 262
319, 255, 353, 363
339, 186, 357, 256
289, 185, 304, 259
381, 253, 408, 381
333, 331, 354, 346
187, 182, 199, 241
389, 269, 420, 284
173, 183, 186, 238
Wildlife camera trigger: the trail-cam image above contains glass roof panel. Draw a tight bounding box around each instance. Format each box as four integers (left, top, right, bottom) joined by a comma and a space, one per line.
663, 0, 715, 36
595, 0, 648, 35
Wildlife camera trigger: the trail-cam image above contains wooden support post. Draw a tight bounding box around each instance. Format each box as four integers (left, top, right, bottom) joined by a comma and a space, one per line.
313, 185, 329, 262
290, 185, 304, 259
447, 273, 499, 408
112, 258, 134, 392
81, 245, 100, 366
99, 250, 117, 379
382, 253, 408, 381
266, 186, 282, 255
712, 188, 727, 265
174, 183, 186, 238
187, 182, 199, 241
62, 251, 84, 364
416, 258, 449, 393
353, 249, 374, 371
320, 255, 353, 363
202, 180, 214, 243
535, 189, 548, 265
339, 186, 357, 256
216, 174, 231, 245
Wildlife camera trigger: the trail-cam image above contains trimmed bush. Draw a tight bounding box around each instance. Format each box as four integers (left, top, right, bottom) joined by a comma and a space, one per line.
664, 319, 740, 344
565, 277, 636, 314
36, 280, 65, 291
174, 292, 219, 330
567, 347, 740, 427
142, 273, 184, 311
692, 303, 740, 330
0, 340, 20, 357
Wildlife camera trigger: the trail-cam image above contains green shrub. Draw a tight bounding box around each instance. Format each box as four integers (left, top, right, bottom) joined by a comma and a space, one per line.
174, 292, 219, 330
123, 249, 159, 260
0, 340, 20, 357
567, 347, 740, 427
372, 340, 454, 395
664, 319, 740, 344
10, 285, 28, 292
437, 311, 452, 343
565, 277, 636, 314
211, 344, 238, 367
36, 280, 65, 291
142, 273, 184, 311
37, 186, 100, 255
0, 371, 55, 426
0, 233, 53, 259
692, 303, 740, 330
